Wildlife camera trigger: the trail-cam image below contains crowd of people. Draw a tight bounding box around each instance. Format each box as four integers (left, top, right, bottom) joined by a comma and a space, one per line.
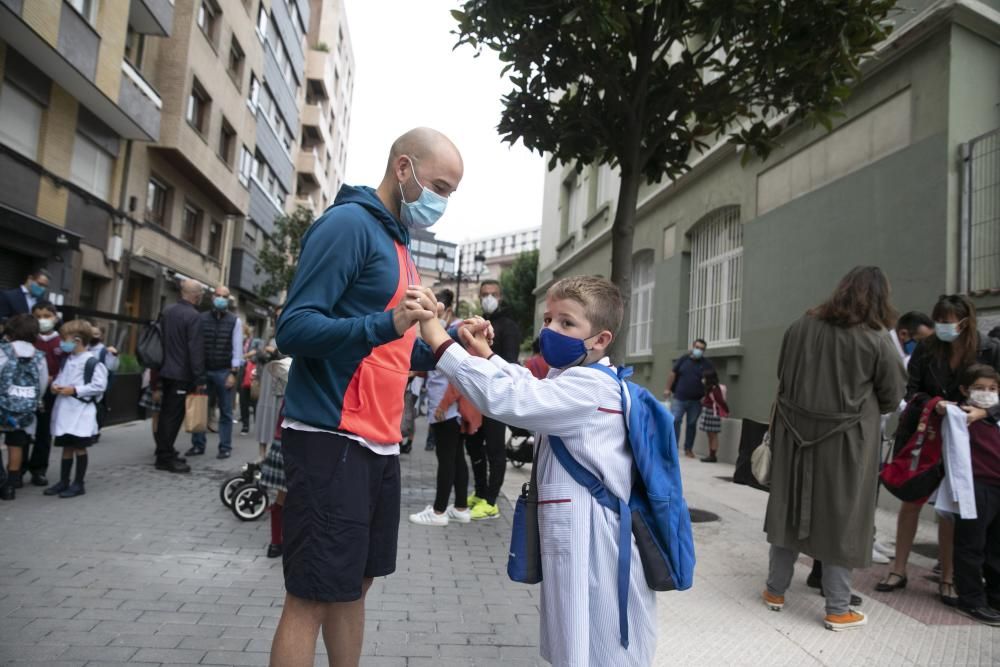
3, 125, 1000, 667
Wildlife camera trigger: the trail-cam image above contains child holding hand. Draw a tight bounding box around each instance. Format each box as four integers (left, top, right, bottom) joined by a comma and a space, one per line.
415, 276, 656, 666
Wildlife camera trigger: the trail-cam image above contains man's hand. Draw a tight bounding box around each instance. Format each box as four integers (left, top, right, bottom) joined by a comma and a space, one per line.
195, 384, 207, 394
962, 405, 988, 425
107, 346, 118, 355
458, 318, 493, 359
434, 407, 446, 421
225, 373, 236, 390
393, 288, 438, 335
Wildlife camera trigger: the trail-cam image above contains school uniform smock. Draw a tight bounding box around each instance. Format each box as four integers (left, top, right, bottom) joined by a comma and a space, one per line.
436, 345, 655, 667
50, 351, 108, 438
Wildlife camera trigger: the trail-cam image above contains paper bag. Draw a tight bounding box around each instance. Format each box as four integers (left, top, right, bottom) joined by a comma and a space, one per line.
184, 393, 208, 433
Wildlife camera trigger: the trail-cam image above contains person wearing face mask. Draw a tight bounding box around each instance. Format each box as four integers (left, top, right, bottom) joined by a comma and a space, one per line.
664, 339, 714, 458
463, 280, 522, 520
877, 294, 1000, 605
270, 128, 464, 667
184, 286, 243, 460
0, 270, 50, 326
25, 301, 62, 487
947, 364, 1000, 626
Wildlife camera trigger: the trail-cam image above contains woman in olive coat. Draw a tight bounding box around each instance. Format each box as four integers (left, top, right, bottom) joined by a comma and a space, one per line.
763, 266, 906, 631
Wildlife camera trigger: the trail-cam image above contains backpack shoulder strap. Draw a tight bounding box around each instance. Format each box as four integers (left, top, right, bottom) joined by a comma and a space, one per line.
84, 356, 98, 385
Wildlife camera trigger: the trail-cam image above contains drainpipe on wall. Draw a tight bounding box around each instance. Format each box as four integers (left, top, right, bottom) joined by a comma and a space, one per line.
111, 139, 135, 343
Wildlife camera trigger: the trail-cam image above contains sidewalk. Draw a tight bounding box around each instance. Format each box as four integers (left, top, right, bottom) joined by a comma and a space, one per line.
1, 417, 996, 666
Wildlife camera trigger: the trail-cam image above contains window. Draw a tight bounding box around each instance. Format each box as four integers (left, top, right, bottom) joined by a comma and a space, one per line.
218, 118, 236, 167
146, 177, 171, 227
256, 5, 269, 40
197, 1, 220, 46
244, 221, 257, 247
208, 220, 223, 259
70, 134, 113, 200
238, 145, 253, 187
0, 83, 42, 160
227, 37, 245, 88
124, 27, 145, 68
186, 79, 210, 135
248, 73, 260, 110
182, 203, 203, 247
68, 0, 96, 23
688, 206, 743, 346
254, 151, 266, 182
628, 251, 655, 357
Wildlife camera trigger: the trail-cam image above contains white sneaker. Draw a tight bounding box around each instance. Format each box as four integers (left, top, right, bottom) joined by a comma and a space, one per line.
446, 506, 471, 523
409, 505, 448, 526
873, 540, 895, 557
871, 547, 890, 564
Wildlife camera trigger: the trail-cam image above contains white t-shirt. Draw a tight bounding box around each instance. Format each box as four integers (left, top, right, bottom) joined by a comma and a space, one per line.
281, 419, 401, 456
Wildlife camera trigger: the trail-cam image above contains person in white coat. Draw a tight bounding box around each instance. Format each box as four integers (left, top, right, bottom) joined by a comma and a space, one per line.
417, 276, 656, 667
44, 319, 107, 499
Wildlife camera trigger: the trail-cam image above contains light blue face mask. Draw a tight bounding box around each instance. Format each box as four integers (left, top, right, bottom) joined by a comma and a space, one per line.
935, 321, 962, 343
213, 297, 229, 311
59, 340, 77, 353
398, 156, 448, 229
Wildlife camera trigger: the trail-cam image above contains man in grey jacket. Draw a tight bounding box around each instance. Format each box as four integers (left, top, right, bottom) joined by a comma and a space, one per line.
154, 279, 206, 473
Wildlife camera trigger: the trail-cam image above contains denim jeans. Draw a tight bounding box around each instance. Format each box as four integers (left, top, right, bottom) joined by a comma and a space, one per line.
192, 369, 234, 453
670, 398, 702, 452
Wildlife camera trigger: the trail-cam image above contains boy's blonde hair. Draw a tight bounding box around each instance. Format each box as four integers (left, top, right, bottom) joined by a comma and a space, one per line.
547, 276, 624, 336
60, 319, 94, 346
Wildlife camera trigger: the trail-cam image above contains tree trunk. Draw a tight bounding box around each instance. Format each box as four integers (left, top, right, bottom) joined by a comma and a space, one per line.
608, 160, 642, 365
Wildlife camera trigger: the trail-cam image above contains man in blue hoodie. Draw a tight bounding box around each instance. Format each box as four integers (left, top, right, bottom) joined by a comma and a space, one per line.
271, 127, 463, 667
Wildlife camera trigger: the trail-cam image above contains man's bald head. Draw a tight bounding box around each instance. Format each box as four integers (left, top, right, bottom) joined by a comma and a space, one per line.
377, 128, 463, 221
214, 285, 231, 299
181, 279, 202, 303
385, 127, 462, 175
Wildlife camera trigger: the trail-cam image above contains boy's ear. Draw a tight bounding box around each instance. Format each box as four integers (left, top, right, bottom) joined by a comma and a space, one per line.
592, 330, 614, 350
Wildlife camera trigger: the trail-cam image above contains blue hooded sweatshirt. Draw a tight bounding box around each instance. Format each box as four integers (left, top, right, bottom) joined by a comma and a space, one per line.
276, 185, 435, 443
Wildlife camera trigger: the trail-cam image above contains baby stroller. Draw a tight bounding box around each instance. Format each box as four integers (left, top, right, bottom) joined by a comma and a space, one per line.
219, 461, 270, 521
505, 427, 535, 468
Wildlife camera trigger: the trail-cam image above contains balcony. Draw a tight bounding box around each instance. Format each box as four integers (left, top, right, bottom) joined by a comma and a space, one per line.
306, 49, 333, 101
294, 194, 317, 212
129, 0, 173, 37
0, 1, 160, 140
296, 148, 325, 188
301, 102, 330, 149
118, 60, 162, 141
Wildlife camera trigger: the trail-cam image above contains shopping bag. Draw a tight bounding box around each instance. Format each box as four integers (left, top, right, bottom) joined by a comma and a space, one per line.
184, 393, 208, 433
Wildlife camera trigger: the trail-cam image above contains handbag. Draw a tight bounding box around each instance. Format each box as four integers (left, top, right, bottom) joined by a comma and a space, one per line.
751, 398, 778, 486
507, 446, 542, 584
184, 393, 208, 433
879, 396, 945, 503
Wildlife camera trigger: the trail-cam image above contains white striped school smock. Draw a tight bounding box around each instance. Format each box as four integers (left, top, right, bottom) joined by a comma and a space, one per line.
437, 345, 656, 667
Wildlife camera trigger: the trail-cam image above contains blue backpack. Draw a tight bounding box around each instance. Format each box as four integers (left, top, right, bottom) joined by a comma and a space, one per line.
0, 342, 43, 430
548, 363, 696, 649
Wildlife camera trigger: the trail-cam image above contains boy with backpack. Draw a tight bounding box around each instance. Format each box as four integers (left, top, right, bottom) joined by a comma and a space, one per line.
417, 275, 694, 666
44, 319, 107, 498
0, 314, 48, 500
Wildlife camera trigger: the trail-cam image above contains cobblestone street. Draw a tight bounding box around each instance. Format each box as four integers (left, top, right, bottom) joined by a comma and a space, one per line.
1, 418, 998, 666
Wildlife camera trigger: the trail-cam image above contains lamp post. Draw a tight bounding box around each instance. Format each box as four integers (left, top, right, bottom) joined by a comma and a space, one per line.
436, 246, 486, 316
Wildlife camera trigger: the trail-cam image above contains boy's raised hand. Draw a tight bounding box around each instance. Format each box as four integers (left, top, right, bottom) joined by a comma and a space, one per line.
458, 318, 493, 358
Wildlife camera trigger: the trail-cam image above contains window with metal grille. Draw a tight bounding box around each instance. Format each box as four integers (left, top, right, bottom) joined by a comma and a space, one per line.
628, 250, 655, 357
688, 206, 743, 347
964, 129, 1000, 292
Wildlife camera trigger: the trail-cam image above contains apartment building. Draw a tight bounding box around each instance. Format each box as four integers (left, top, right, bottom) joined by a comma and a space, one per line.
459, 227, 540, 281
293, 0, 353, 215
0, 0, 171, 308
534, 0, 1000, 460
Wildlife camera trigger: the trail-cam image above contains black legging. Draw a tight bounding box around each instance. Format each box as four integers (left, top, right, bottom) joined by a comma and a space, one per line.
464, 416, 507, 505
239, 385, 255, 430
432, 419, 468, 513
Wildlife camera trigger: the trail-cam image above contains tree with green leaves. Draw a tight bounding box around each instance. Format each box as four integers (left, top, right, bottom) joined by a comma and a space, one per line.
499, 249, 540, 344
453, 0, 896, 358
255, 206, 314, 299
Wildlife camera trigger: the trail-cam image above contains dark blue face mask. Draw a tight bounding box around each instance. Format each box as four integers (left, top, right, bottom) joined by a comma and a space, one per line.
539, 327, 593, 369
903, 339, 917, 355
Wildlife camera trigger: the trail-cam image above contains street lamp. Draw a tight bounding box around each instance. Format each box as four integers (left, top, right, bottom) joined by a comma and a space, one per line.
436, 246, 487, 314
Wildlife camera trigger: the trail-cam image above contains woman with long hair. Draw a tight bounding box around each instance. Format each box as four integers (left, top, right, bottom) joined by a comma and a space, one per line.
763, 266, 906, 631
876, 294, 1000, 605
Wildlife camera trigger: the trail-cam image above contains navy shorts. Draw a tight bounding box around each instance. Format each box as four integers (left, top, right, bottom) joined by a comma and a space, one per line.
281, 428, 400, 602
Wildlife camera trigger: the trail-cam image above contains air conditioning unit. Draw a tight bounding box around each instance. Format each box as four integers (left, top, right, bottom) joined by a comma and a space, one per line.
107, 235, 124, 262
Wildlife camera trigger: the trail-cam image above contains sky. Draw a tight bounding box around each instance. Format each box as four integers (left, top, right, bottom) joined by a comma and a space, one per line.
342, 0, 546, 245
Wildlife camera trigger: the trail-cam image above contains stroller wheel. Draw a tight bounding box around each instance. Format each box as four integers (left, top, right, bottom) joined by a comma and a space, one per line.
231, 483, 270, 521
220, 476, 245, 508
511, 459, 525, 468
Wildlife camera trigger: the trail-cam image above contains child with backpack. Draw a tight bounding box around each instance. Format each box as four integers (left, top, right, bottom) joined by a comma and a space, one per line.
698, 368, 729, 463
949, 364, 1000, 626
27, 301, 61, 487
44, 319, 107, 498
417, 275, 694, 666
0, 314, 48, 500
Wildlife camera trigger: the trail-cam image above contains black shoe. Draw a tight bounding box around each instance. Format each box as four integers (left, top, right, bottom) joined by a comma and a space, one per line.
957, 605, 1000, 626
216, 451, 231, 460
400, 442, 412, 454
0, 485, 14, 501
184, 447, 205, 456
266, 544, 283, 558
10, 473, 23, 489
44, 480, 69, 496
939, 582, 959, 607
875, 572, 907, 592
30, 474, 48, 487
819, 588, 863, 607
988, 597, 1000, 612
240, 428, 250, 435
699, 455, 718, 463
59, 482, 85, 498
425, 443, 435, 451
155, 459, 191, 473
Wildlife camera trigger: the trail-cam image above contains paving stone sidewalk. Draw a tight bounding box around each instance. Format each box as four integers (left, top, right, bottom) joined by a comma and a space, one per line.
0, 418, 541, 667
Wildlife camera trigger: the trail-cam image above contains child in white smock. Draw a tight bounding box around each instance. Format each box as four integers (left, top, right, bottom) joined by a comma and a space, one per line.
418, 276, 656, 666
45, 319, 107, 498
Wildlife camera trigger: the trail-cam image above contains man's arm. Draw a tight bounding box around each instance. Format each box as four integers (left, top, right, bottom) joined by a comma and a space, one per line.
188, 311, 206, 386
231, 317, 244, 369
276, 213, 401, 360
